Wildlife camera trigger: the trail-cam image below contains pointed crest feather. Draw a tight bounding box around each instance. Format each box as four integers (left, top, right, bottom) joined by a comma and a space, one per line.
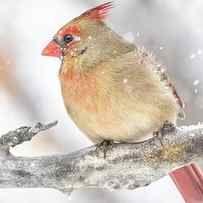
81, 2, 113, 21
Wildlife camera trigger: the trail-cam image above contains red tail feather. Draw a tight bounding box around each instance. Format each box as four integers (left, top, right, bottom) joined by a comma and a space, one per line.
82, 2, 114, 21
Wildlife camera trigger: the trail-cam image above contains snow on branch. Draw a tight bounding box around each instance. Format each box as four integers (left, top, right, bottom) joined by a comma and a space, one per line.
0, 121, 203, 195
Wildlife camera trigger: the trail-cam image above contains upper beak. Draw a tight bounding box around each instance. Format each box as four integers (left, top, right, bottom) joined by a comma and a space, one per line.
41, 40, 62, 58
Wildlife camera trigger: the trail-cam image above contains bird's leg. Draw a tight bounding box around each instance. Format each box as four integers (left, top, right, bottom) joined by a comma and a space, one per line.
161, 120, 176, 135
96, 140, 114, 159
153, 121, 176, 147
153, 130, 164, 147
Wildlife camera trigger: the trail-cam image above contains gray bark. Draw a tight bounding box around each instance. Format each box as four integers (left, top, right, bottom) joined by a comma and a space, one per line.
0, 121, 203, 195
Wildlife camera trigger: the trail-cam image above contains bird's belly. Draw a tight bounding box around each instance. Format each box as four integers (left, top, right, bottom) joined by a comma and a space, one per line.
60, 72, 178, 143
66, 99, 177, 143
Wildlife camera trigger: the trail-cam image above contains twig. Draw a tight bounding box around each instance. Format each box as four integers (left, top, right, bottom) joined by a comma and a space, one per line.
0, 121, 58, 148
0, 122, 203, 195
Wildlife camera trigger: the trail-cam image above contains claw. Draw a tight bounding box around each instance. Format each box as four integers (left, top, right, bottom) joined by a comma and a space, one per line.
153, 121, 176, 147
160, 120, 176, 135
96, 140, 114, 158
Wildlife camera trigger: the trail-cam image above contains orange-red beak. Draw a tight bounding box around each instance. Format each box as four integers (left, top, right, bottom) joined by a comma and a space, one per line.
41, 40, 62, 58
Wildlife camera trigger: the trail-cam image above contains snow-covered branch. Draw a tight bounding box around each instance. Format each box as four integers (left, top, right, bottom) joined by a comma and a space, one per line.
0, 121, 203, 195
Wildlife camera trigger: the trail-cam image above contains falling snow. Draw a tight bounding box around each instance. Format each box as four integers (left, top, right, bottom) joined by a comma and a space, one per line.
189, 49, 203, 60
70, 51, 75, 56
160, 68, 165, 73
123, 78, 128, 83
136, 32, 140, 37
156, 64, 162, 68
194, 89, 199, 94
193, 80, 200, 86
88, 36, 92, 40
190, 54, 196, 59
123, 32, 135, 43
197, 49, 202, 55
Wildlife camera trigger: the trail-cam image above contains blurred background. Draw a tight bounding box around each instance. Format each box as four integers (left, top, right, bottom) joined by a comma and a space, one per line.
0, 0, 203, 202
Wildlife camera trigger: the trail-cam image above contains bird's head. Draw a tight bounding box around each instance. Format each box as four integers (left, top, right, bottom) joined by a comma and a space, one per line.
42, 2, 114, 59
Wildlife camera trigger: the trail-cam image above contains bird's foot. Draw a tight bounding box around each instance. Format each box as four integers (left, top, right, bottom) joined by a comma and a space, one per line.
161, 120, 176, 135
96, 140, 114, 159
153, 121, 176, 147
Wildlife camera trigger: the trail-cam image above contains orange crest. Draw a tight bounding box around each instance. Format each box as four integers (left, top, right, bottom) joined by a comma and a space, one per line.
81, 2, 113, 21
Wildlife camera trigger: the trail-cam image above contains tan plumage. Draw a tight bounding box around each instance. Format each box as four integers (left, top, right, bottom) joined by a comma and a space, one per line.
42, 2, 184, 143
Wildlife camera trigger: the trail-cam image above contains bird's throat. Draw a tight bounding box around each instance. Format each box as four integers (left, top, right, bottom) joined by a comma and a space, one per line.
59, 64, 99, 112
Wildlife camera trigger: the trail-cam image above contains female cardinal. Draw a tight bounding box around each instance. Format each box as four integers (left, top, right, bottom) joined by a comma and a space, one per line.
42, 2, 184, 144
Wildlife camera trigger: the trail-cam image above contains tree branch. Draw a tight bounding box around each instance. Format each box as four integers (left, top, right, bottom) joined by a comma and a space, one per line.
0, 121, 58, 148
0, 121, 203, 195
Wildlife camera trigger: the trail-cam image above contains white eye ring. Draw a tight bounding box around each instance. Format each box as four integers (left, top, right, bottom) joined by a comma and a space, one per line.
74, 36, 81, 42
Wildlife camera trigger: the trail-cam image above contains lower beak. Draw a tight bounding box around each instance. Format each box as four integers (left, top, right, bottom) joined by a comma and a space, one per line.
41, 40, 62, 58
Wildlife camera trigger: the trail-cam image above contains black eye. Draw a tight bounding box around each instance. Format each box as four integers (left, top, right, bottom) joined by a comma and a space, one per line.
63, 34, 74, 43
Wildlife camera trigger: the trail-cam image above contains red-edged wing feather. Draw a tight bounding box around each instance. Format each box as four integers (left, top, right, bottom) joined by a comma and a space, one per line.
82, 2, 113, 21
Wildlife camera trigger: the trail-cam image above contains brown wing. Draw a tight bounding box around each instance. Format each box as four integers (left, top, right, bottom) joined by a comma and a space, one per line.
101, 47, 185, 119
157, 65, 184, 109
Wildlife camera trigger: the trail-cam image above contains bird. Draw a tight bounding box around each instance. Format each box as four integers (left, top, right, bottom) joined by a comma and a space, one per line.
42, 2, 184, 145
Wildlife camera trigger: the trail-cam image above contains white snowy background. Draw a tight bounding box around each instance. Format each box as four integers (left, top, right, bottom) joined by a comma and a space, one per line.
0, 0, 203, 202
